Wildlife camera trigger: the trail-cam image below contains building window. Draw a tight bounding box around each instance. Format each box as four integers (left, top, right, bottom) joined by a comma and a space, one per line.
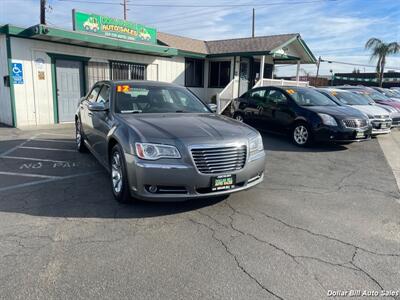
185, 58, 204, 87
209, 61, 231, 88
110, 61, 146, 80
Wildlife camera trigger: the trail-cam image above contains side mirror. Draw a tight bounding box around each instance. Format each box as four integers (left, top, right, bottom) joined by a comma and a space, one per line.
208, 103, 217, 113
88, 102, 108, 111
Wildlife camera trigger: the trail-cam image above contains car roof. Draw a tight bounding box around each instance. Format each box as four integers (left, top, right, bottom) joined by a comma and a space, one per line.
97, 80, 184, 88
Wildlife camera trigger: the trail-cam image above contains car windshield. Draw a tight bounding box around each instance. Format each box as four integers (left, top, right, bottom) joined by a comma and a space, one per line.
367, 90, 390, 101
289, 88, 337, 106
334, 91, 371, 105
114, 84, 211, 114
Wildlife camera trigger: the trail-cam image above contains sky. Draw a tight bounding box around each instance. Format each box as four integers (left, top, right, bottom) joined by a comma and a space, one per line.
1, 0, 399, 76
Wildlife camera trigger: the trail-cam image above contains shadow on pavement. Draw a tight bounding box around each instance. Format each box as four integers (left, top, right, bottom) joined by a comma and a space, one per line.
260, 131, 348, 152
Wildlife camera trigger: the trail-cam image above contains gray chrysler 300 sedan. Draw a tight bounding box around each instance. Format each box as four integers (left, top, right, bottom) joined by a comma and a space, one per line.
75, 80, 265, 203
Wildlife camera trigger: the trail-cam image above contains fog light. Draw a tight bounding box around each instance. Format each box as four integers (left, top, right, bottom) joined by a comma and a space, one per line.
148, 185, 158, 193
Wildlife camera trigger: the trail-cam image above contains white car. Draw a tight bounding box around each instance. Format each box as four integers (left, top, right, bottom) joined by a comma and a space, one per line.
318, 88, 392, 135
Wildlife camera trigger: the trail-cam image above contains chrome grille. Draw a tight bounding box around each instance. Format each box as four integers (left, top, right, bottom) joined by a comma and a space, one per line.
343, 119, 368, 128
191, 145, 247, 174
373, 115, 390, 119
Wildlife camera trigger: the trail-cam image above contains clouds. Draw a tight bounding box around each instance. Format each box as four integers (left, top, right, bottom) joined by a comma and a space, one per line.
0, 0, 399, 76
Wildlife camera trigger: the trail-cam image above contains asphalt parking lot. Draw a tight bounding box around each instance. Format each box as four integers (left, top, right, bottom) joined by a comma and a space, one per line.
0, 124, 399, 300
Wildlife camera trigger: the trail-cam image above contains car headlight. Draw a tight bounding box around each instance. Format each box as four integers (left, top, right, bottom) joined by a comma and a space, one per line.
135, 143, 181, 160
249, 134, 264, 157
318, 113, 338, 126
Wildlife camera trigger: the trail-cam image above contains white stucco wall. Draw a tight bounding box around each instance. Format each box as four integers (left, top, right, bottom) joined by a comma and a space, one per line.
0, 35, 13, 126
10, 36, 187, 126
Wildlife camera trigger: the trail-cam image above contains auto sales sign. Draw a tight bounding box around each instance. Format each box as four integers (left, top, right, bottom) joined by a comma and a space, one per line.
73, 10, 157, 44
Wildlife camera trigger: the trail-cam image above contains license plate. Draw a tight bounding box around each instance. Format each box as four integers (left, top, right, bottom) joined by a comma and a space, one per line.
211, 174, 236, 191
381, 123, 387, 129
355, 132, 365, 139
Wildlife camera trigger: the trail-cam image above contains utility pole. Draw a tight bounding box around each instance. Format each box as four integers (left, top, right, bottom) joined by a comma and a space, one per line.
315, 56, 322, 79
122, 0, 128, 20
40, 0, 46, 25
252, 8, 255, 38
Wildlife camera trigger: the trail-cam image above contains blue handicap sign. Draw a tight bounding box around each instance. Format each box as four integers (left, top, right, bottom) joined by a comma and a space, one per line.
12, 63, 24, 84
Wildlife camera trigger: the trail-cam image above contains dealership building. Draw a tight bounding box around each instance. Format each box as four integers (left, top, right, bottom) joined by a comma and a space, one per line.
0, 12, 316, 127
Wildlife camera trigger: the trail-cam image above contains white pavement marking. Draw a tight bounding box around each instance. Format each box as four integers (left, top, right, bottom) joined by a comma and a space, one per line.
378, 131, 400, 194
0, 171, 59, 179
0, 134, 39, 157
19, 146, 76, 152
40, 132, 72, 137
1, 156, 69, 163
0, 171, 102, 193
31, 138, 75, 144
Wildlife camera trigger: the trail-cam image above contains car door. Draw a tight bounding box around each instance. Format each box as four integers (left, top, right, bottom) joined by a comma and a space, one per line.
266, 88, 294, 130
81, 85, 102, 146
91, 84, 112, 162
244, 88, 267, 127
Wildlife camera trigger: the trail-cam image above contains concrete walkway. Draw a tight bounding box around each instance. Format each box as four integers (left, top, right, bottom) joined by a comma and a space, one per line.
378, 129, 400, 194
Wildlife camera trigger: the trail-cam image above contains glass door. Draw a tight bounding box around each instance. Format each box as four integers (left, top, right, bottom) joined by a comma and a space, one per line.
239, 57, 250, 96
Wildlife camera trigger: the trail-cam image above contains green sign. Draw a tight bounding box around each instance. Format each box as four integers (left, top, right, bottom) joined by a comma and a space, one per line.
73, 10, 157, 44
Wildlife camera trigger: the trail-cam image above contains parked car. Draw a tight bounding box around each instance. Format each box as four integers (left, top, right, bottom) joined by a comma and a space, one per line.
337, 86, 400, 127
317, 88, 392, 135
75, 81, 265, 203
370, 86, 400, 101
385, 88, 400, 99
231, 86, 372, 146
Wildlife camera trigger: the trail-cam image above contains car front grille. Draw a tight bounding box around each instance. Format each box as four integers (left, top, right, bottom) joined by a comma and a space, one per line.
191, 145, 247, 174
343, 119, 368, 128
374, 115, 390, 119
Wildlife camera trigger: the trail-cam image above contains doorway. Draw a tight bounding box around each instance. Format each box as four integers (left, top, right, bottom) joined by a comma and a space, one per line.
55, 59, 84, 123
239, 57, 250, 96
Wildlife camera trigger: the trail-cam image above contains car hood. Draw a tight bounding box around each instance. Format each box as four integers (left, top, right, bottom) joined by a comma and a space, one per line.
304, 105, 366, 119
351, 105, 390, 117
374, 99, 400, 109
119, 113, 257, 143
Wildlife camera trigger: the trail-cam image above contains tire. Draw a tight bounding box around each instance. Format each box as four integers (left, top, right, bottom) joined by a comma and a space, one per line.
233, 113, 244, 123
292, 122, 313, 147
75, 118, 87, 153
110, 144, 132, 204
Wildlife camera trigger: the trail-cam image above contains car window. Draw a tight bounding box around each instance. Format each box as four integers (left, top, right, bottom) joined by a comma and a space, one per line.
266, 89, 288, 105
97, 85, 110, 104
248, 89, 266, 102
114, 84, 210, 114
335, 91, 370, 105
288, 88, 337, 107
87, 86, 101, 102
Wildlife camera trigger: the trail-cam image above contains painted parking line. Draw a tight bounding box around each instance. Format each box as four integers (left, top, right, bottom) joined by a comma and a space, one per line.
19, 146, 77, 152
1, 156, 69, 163
0, 171, 59, 179
0, 170, 102, 193
32, 138, 75, 144
0, 135, 39, 157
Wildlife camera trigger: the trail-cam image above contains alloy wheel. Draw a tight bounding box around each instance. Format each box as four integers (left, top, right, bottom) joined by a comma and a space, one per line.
294, 125, 309, 145
235, 114, 244, 122
76, 120, 82, 148
111, 152, 123, 194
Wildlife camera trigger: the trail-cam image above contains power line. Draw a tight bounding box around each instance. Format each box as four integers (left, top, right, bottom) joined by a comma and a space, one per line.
320, 58, 400, 70
57, 0, 339, 8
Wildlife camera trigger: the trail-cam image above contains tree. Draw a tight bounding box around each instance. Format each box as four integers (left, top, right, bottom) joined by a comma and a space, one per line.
365, 38, 400, 87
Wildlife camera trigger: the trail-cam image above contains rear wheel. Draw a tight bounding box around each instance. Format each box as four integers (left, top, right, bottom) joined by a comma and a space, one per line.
110, 144, 132, 203
233, 113, 244, 122
292, 123, 312, 147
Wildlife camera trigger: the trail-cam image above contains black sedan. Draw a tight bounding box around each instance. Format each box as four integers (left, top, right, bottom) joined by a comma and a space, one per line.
231, 86, 372, 146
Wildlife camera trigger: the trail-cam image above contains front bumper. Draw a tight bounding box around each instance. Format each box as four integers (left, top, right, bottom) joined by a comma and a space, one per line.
312, 125, 372, 143
371, 119, 392, 135
124, 151, 266, 201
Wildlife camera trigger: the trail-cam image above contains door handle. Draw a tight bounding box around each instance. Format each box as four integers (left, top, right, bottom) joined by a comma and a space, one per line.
88, 112, 93, 117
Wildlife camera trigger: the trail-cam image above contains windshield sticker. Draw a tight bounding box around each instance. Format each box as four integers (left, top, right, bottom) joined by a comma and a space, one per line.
286, 89, 296, 95
331, 91, 337, 96
117, 85, 130, 92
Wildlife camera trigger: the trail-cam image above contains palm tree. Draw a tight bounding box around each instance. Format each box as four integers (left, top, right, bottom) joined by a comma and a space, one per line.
365, 38, 400, 87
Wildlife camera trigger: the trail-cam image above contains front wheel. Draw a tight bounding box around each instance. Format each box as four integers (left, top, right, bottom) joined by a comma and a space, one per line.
75, 118, 87, 152
110, 144, 132, 203
292, 123, 312, 147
